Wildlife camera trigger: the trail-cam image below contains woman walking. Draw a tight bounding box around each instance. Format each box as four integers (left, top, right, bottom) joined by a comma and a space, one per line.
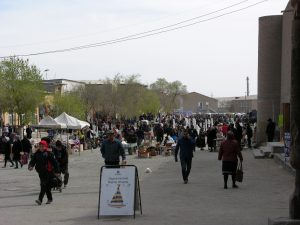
1, 136, 14, 168
218, 131, 243, 189
12, 135, 23, 169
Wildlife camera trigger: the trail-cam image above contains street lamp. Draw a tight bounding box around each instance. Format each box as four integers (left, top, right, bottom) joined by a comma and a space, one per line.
206, 102, 209, 113
44, 69, 49, 80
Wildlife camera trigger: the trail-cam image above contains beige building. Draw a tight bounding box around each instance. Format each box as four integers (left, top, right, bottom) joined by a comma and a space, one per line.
217, 95, 257, 113
177, 92, 218, 114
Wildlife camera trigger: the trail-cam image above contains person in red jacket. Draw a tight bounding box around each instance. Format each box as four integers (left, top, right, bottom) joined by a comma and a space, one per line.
28, 140, 59, 205
218, 131, 243, 189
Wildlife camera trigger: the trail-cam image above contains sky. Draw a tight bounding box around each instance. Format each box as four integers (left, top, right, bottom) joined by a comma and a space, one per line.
0, 0, 288, 98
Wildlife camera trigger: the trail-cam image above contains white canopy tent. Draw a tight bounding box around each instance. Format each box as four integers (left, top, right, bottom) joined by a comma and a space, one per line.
32, 115, 67, 129
54, 112, 89, 129
78, 119, 90, 129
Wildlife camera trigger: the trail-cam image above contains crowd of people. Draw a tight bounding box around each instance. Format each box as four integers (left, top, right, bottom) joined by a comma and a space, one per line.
0, 112, 277, 204
0, 125, 69, 205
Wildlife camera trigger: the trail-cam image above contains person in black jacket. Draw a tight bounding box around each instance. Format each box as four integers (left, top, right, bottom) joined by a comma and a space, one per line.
21, 136, 32, 155
100, 130, 126, 166
1, 136, 14, 168
53, 140, 69, 188
12, 135, 23, 169
175, 129, 195, 184
266, 118, 276, 142
28, 140, 59, 205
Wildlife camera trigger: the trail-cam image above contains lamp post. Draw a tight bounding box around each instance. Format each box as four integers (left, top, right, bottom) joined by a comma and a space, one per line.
206, 102, 209, 113
44, 69, 49, 80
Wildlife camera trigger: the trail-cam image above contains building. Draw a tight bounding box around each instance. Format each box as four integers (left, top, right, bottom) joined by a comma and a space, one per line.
217, 95, 257, 113
177, 92, 218, 114
256, 1, 293, 145
43, 79, 86, 94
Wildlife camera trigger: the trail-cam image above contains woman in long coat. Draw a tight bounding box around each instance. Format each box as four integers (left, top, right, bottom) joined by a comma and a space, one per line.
207, 127, 216, 152
196, 128, 206, 150
218, 131, 243, 189
12, 136, 23, 169
1, 136, 14, 168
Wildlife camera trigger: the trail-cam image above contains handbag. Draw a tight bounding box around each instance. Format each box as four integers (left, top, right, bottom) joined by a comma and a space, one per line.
236, 162, 243, 182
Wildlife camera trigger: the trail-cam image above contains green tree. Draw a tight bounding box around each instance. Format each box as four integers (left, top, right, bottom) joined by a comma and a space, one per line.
50, 92, 86, 120
0, 57, 44, 126
137, 89, 160, 115
75, 74, 160, 120
150, 78, 187, 113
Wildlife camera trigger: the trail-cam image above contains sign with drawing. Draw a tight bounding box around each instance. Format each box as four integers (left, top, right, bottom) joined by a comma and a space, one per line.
284, 132, 291, 157
98, 165, 142, 218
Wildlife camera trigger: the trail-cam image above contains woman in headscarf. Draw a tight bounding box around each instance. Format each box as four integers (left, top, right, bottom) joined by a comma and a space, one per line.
218, 131, 243, 189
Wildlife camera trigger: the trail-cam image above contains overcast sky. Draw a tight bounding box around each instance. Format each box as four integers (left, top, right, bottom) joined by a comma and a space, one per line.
0, 0, 288, 97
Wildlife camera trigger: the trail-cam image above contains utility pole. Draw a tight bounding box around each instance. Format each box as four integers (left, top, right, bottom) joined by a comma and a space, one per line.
246, 76, 249, 97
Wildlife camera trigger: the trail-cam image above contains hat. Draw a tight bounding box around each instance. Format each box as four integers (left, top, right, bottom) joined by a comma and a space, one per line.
106, 130, 114, 135
39, 140, 48, 148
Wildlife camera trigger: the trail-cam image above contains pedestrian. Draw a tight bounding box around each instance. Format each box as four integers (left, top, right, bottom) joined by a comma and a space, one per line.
207, 126, 217, 152
12, 135, 23, 169
246, 123, 253, 148
136, 126, 144, 147
53, 140, 69, 188
100, 130, 126, 166
266, 118, 276, 142
196, 128, 206, 150
235, 120, 243, 149
174, 129, 195, 184
26, 125, 32, 139
21, 136, 32, 164
1, 136, 14, 168
28, 140, 59, 205
218, 131, 243, 189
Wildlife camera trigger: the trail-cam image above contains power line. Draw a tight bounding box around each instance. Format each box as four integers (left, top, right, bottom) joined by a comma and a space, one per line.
0, 0, 243, 48
0, 0, 267, 59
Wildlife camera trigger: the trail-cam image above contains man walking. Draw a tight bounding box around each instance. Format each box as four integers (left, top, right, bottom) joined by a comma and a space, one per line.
266, 118, 276, 142
28, 140, 59, 205
53, 140, 69, 188
100, 130, 126, 166
175, 129, 195, 184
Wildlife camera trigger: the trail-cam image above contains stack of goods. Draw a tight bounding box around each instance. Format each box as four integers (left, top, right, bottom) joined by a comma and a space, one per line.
147, 146, 157, 156
138, 147, 149, 158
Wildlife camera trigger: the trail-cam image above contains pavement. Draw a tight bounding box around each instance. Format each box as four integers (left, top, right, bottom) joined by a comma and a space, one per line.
0, 147, 295, 225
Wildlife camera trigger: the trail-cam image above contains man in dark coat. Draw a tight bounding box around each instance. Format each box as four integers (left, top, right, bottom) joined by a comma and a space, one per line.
53, 140, 69, 188
266, 118, 276, 142
175, 129, 195, 184
21, 136, 32, 154
26, 126, 32, 139
235, 121, 243, 149
100, 130, 126, 165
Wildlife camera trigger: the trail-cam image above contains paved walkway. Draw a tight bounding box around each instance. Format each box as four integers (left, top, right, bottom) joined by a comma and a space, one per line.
0, 148, 294, 225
